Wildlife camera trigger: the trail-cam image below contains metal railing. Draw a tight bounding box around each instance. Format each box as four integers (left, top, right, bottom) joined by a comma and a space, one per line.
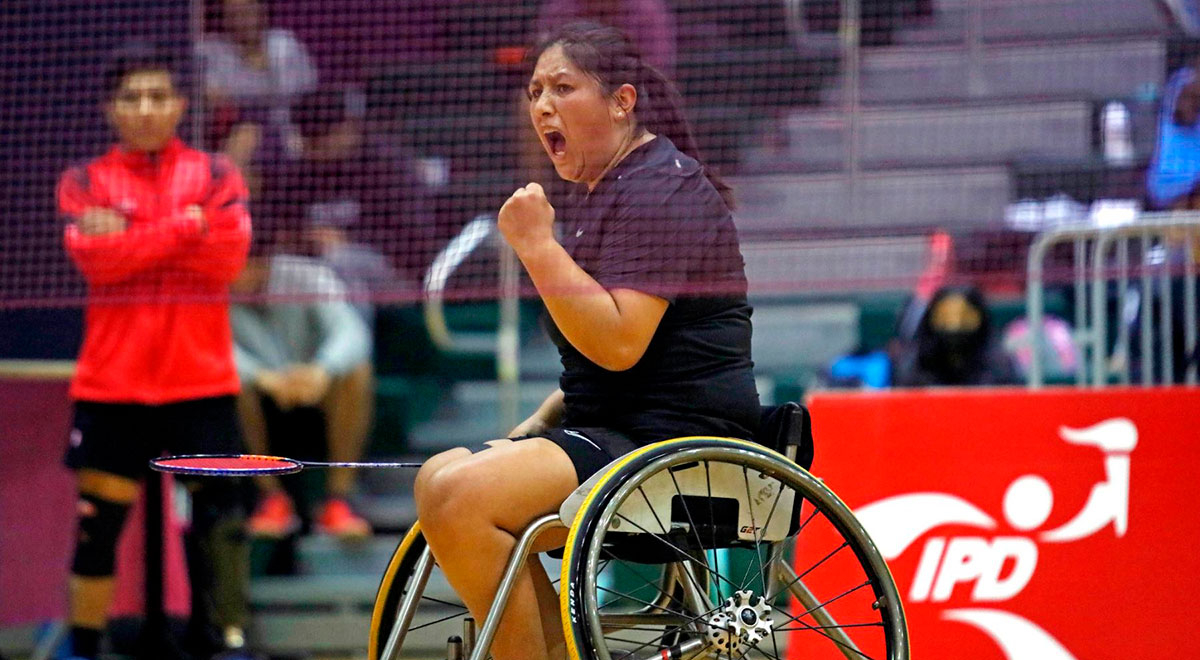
1026, 212, 1199, 388
422, 215, 523, 433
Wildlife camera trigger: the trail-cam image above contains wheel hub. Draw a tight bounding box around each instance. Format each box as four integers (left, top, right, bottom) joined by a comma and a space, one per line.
703, 590, 774, 657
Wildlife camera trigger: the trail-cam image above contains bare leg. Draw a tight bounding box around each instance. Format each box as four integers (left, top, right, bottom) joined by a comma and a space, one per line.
414, 439, 577, 660
528, 525, 570, 657
235, 387, 284, 495
322, 361, 373, 497
528, 554, 568, 660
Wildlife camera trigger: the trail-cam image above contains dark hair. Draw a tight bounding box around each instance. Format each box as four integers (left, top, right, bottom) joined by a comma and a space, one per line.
529, 21, 734, 209
103, 42, 179, 100
292, 87, 365, 140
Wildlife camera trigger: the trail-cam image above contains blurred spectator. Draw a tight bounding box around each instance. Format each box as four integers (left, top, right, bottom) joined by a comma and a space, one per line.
1162, 0, 1200, 35
230, 249, 374, 539
1147, 60, 1200, 210
1125, 256, 1200, 384
197, 0, 318, 195
893, 285, 1019, 387
1002, 314, 1081, 383
262, 87, 434, 315
57, 43, 252, 660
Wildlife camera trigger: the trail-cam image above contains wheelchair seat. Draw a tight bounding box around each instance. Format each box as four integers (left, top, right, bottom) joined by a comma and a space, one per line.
555, 402, 816, 563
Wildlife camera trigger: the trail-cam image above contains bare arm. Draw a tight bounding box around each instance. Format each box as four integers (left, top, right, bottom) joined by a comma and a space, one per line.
508, 388, 565, 437
498, 183, 668, 372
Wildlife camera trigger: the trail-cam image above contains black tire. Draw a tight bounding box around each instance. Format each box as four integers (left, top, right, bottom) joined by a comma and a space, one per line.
367, 523, 474, 660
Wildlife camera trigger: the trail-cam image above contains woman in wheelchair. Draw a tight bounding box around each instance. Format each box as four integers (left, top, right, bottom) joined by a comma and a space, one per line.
412, 21, 761, 660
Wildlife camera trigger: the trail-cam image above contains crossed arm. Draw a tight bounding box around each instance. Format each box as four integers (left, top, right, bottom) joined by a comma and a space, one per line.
59, 163, 250, 286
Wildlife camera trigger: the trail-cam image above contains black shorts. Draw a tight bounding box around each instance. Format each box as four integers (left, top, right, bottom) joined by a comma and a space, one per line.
65, 396, 242, 480
258, 395, 326, 458
470, 427, 639, 483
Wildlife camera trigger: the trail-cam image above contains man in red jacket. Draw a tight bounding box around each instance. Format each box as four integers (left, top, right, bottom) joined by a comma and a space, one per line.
57, 44, 252, 659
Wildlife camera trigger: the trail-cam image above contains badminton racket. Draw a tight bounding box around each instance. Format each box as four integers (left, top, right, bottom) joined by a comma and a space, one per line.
151, 454, 423, 476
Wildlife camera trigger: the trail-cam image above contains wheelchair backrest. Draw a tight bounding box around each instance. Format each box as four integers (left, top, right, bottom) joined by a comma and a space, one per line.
757, 402, 814, 471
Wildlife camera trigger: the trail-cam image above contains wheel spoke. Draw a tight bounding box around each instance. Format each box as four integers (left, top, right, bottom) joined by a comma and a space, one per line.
613, 512, 745, 595
574, 450, 903, 660
596, 564, 688, 615
786, 619, 882, 660
601, 602, 726, 659
705, 461, 722, 596
409, 608, 472, 633
635, 485, 712, 605
596, 585, 691, 618
777, 621, 884, 631
738, 466, 770, 590
770, 579, 874, 632
668, 464, 718, 590
767, 540, 850, 602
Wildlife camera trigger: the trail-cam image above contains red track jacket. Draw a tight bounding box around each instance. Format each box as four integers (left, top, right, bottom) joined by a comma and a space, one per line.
58, 138, 251, 404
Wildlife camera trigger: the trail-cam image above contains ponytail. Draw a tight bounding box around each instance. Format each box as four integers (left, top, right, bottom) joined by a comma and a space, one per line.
636, 61, 735, 210
529, 21, 735, 210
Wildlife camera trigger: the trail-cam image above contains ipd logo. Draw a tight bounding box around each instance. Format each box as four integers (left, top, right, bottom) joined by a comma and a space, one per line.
855, 419, 1137, 659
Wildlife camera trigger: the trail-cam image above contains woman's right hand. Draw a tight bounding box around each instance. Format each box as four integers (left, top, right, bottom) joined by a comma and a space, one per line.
498, 182, 556, 256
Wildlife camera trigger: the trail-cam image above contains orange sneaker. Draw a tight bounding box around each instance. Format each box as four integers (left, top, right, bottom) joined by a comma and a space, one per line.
247, 491, 300, 538
315, 497, 372, 539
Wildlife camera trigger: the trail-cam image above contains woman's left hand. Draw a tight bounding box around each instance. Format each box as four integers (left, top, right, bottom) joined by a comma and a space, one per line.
498, 182, 556, 255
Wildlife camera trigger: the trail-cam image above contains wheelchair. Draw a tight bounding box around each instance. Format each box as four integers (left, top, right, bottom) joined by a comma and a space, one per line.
367, 403, 909, 660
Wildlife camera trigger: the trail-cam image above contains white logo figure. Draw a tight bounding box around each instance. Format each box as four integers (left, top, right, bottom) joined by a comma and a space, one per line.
853, 418, 1137, 660
1041, 418, 1137, 542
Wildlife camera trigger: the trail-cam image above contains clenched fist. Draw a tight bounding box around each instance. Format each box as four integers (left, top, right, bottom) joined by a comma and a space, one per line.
498, 182, 556, 255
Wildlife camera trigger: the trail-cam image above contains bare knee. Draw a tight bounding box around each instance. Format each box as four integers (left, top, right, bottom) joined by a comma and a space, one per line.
413, 448, 472, 519
416, 459, 506, 537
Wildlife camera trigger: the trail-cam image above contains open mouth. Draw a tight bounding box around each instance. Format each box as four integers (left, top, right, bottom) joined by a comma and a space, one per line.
544, 130, 566, 157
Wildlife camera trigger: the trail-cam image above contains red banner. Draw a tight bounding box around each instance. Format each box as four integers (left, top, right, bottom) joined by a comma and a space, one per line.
791, 387, 1200, 659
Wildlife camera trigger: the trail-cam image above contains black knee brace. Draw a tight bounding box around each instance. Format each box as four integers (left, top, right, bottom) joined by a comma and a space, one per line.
71, 493, 131, 577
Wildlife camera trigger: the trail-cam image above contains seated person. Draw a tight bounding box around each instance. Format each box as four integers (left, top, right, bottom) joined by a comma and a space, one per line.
197, 0, 318, 196
1148, 58, 1200, 210
230, 243, 374, 538
263, 86, 434, 308
412, 23, 760, 660
892, 284, 1019, 387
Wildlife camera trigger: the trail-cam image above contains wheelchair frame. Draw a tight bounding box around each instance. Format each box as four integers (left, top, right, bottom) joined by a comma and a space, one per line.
370, 417, 908, 660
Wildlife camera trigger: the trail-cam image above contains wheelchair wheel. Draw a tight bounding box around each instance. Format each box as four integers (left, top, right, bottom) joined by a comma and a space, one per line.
560, 437, 908, 660
368, 522, 474, 660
